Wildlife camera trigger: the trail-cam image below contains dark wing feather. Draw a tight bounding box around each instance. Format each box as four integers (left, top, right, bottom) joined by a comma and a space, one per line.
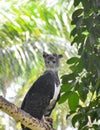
44, 92, 60, 116
21, 71, 55, 120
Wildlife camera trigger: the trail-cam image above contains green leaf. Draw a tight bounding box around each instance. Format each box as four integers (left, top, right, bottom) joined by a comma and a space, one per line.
72, 114, 82, 127
67, 57, 80, 64
72, 9, 83, 19
93, 124, 99, 129
70, 28, 77, 37
74, 0, 81, 7
61, 73, 75, 84
82, 126, 89, 130
73, 59, 83, 74
78, 83, 88, 102
71, 36, 79, 45
68, 92, 79, 111
71, 16, 83, 26
61, 83, 73, 92
58, 92, 71, 104
78, 116, 88, 129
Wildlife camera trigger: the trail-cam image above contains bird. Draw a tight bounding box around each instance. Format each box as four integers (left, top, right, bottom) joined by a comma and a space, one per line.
21, 51, 63, 130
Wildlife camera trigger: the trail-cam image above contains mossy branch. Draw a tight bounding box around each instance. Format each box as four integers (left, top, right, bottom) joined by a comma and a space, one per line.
0, 96, 52, 130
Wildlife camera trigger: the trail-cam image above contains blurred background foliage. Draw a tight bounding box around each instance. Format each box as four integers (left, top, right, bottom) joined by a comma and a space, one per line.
0, 0, 76, 130
0, 0, 100, 130
60, 0, 100, 130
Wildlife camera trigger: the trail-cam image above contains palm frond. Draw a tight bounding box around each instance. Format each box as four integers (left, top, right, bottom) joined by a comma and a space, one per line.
0, 0, 77, 90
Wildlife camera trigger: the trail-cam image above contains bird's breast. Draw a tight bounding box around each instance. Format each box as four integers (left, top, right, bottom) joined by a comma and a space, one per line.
52, 83, 60, 101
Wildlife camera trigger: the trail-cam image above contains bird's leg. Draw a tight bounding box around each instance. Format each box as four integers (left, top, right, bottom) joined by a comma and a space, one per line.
42, 116, 54, 130
44, 116, 53, 126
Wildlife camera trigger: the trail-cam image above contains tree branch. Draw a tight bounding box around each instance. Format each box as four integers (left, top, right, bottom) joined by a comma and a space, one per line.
0, 96, 52, 130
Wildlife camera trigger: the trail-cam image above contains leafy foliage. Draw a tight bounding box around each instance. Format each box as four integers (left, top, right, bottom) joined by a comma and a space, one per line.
0, 0, 72, 92
0, 0, 75, 129
60, 0, 100, 129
